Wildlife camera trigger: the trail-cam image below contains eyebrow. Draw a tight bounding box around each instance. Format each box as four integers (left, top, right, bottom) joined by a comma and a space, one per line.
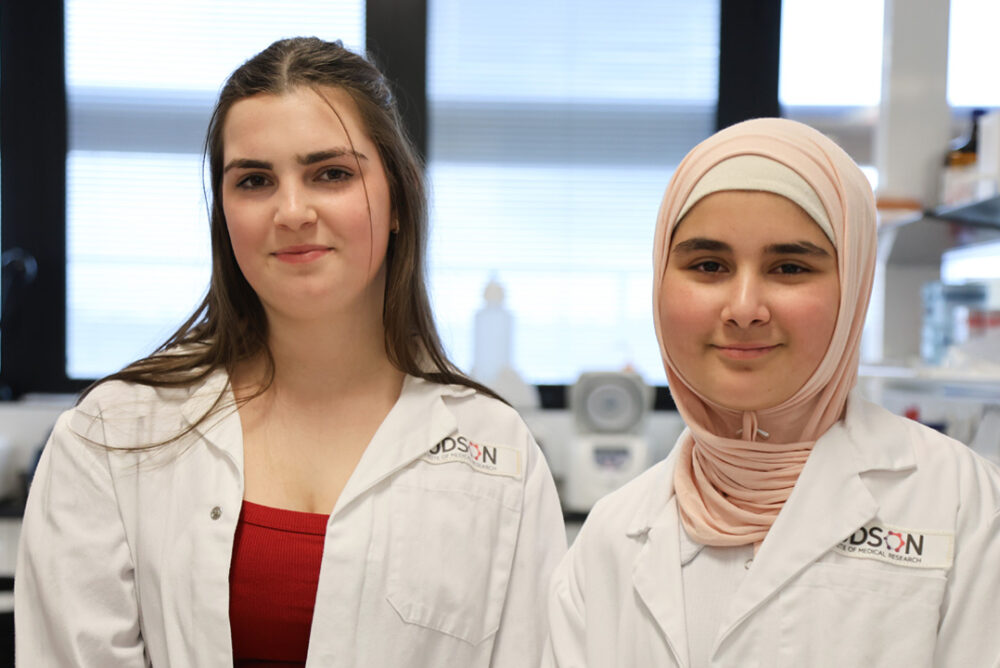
766, 241, 832, 257
671, 237, 832, 257
671, 238, 729, 254
222, 148, 368, 174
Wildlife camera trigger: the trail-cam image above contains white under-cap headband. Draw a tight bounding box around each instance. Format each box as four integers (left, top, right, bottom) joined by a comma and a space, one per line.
677, 155, 834, 242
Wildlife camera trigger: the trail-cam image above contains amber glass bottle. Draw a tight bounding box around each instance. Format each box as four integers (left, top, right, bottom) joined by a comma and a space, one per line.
945, 108, 986, 168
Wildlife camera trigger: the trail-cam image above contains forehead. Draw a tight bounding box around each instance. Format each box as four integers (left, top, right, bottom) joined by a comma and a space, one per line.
222, 86, 372, 155
671, 190, 830, 245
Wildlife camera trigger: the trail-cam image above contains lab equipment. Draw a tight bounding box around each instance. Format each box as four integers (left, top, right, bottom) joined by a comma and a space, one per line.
562, 371, 653, 513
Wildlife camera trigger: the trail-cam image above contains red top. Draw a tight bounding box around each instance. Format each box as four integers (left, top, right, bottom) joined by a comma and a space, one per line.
229, 500, 329, 667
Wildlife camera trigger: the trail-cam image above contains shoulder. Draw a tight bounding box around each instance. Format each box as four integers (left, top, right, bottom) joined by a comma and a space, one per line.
575, 454, 679, 551
435, 381, 537, 446
847, 395, 1000, 515
70, 370, 231, 448
591, 456, 676, 524
398, 377, 549, 489
77, 378, 175, 413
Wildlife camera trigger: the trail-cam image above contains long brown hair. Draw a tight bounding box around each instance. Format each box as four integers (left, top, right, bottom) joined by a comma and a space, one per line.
84, 37, 501, 411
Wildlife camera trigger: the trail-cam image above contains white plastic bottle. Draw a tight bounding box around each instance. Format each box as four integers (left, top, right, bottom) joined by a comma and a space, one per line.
472, 277, 513, 385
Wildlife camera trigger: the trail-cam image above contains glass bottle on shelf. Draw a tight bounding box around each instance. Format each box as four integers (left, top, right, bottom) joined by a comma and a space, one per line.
473, 276, 513, 385
940, 109, 987, 206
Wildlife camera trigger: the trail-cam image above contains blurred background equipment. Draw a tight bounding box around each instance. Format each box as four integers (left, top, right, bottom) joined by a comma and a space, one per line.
562, 371, 654, 514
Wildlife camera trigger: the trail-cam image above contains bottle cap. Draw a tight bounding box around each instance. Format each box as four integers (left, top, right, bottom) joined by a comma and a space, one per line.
484, 277, 505, 305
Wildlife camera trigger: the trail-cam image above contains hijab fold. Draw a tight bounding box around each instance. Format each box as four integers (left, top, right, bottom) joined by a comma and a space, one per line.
653, 118, 878, 547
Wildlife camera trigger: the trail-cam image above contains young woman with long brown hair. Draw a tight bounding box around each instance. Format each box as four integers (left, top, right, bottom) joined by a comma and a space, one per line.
16, 37, 565, 667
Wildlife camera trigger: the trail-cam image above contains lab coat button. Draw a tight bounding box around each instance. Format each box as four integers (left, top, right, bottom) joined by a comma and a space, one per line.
210, 506, 222, 520
744, 558, 753, 570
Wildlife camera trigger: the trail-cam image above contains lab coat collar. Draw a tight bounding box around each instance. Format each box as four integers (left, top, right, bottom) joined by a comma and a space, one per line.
712, 390, 915, 651
178, 370, 474, 517
178, 368, 244, 469
178, 367, 236, 433
333, 375, 468, 517
842, 390, 917, 473
624, 434, 697, 573
628, 450, 691, 666
678, 522, 706, 566
626, 437, 682, 538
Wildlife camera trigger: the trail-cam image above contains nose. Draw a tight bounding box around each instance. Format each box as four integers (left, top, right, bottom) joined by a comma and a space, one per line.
273, 182, 318, 230
720, 273, 770, 328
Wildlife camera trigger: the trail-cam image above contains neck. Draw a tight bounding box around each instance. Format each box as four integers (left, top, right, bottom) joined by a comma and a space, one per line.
670, 368, 843, 445
235, 297, 403, 404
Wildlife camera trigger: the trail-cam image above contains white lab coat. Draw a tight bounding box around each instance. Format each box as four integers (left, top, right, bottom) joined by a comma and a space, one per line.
16, 370, 567, 667
545, 392, 1000, 667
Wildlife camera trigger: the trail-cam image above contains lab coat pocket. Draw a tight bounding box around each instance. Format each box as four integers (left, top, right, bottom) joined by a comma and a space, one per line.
778, 563, 945, 667
386, 480, 520, 645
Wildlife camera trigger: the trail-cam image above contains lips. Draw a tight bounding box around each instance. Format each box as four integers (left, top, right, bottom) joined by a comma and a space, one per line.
711, 343, 780, 360
272, 244, 333, 264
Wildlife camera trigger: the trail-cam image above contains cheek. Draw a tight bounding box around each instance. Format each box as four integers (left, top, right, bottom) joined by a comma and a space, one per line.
658, 275, 709, 354
329, 194, 384, 245
224, 218, 248, 256
787, 284, 840, 360
222, 203, 263, 269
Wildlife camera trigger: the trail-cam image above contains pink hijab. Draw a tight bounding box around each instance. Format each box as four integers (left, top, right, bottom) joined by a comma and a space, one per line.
652, 118, 878, 546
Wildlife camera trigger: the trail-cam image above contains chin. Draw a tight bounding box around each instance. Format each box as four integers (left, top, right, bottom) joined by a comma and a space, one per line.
702, 384, 786, 413
725, 400, 775, 412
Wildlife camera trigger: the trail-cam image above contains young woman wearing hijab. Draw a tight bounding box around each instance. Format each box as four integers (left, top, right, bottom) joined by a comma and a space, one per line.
544, 118, 1000, 667
15, 37, 566, 667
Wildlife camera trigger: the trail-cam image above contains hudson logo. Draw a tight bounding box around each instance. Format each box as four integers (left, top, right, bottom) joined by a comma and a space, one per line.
423, 435, 522, 479
430, 436, 497, 464
833, 521, 954, 569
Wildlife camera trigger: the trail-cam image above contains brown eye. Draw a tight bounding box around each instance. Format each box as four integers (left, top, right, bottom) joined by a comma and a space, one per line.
317, 167, 351, 182
693, 261, 724, 273
235, 174, 270, 189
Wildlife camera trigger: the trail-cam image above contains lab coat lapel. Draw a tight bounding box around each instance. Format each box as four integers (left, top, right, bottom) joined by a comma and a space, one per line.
181, 372, 464, 518
180, 369, 244, 471
715, 419, 879, 646
631, 453, 690, 666
332, 375, 463, 518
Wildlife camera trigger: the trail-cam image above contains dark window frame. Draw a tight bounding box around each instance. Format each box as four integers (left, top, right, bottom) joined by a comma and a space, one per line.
0, 0, 71, 397
0, 0, 779, 399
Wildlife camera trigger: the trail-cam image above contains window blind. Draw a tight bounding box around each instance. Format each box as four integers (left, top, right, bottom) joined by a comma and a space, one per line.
426, 0, 720, 385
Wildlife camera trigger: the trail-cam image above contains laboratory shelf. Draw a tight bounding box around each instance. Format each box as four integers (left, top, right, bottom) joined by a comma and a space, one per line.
929, 195, 1000, 230
859, 363, 1000, 401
